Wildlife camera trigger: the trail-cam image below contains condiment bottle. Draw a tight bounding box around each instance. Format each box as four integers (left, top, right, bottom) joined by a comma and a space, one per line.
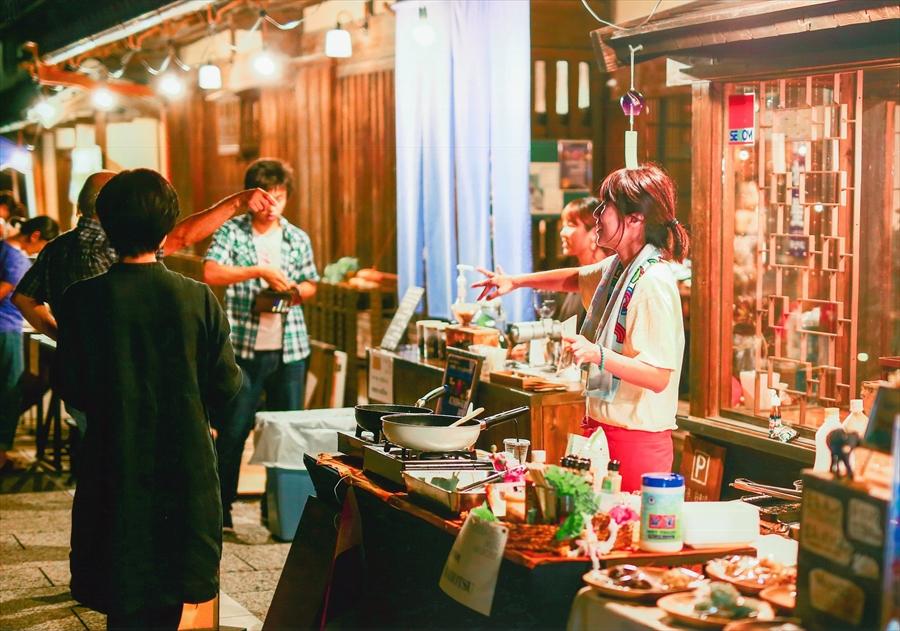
767, 389, 782, 436
842, 399, 868, 435
814, 407, 843, 472
601, 460, 622, 494
639, 473, 685, 552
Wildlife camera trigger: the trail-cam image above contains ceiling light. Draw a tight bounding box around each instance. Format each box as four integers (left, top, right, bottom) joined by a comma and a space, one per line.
198, 63, 222, 90
158, 73, 185, 98
252, 50, 279, 77
325, 25, 352, 58
92, 87, 116, 111
413, 6, 435, 47
31, 99, 57, 126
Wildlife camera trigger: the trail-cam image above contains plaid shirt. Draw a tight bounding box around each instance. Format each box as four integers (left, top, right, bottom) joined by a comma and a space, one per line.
14, 217, 118, 314
204, 214, 318, 362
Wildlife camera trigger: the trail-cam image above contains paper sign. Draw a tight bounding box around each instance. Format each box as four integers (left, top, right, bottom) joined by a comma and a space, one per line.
367, 349, 394, 404
801, 489, 854, 566
380, 286, 425, 351
624, 130, 638, 169
561, 315, 577, 339
439, 513, 509, 616
728, 93, 756, 145
529, 339, 546, 366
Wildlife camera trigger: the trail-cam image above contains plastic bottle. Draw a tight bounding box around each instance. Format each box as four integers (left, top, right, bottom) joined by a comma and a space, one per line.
813, 407, 843, 472
639, 473, 685, 552
767, 389, 782, 435
842, 399, 869, 435
455, 264, 474, 306
601, 460, 622, 494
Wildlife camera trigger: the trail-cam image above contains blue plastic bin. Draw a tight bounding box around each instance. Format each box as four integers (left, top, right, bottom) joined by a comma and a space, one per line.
265, 467, 316, 541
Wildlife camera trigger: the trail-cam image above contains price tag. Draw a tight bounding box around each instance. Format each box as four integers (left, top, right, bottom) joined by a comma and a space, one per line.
367, 349, 394, 403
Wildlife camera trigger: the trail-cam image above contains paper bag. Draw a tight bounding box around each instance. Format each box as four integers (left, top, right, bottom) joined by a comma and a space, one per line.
439, 513, 509, 616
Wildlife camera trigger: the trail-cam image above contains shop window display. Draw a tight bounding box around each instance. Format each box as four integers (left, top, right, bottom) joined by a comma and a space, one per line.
723, 69, 899, 429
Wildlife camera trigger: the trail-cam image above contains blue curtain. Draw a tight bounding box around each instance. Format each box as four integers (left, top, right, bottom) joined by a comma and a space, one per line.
396, 0, 532, 321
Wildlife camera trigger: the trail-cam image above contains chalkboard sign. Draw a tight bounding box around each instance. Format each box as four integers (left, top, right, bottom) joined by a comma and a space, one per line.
379, 286, 425, 351
437, 348, 483, 417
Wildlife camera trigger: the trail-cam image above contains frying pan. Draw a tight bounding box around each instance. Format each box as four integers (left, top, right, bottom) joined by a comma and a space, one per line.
381, 406, 530, 452
354, 384, 448, 438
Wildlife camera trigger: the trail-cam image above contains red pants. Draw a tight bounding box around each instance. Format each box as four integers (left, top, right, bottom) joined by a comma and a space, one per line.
582, 418, 674, 492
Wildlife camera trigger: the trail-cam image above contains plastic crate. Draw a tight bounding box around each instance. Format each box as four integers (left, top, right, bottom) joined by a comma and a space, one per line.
265, 467, 316, 541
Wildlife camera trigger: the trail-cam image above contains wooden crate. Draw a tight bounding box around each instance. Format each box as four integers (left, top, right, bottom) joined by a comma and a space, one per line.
305, 282, 397, 405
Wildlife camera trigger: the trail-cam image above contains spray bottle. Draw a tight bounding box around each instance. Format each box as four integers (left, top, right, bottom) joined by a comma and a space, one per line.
814, 407, 843, 472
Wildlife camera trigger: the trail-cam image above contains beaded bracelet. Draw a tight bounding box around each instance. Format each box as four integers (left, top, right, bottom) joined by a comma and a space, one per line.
598, 345, 606, 373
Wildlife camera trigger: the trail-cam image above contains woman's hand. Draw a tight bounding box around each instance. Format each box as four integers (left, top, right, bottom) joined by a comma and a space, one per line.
472, 265, 515, 301
563, 335, 604, 367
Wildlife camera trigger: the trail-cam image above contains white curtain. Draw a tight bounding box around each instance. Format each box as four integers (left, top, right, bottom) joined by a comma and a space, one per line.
396, 0, 532, 321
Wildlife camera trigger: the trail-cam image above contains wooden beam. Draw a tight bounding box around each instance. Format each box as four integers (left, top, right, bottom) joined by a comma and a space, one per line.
34, 64, 155, 98
689, 80, 724, 419
591, 0, 899, 72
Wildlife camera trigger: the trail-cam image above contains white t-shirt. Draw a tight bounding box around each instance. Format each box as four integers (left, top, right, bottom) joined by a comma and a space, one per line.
253, 226, 284, 351
578, 260, 684, 432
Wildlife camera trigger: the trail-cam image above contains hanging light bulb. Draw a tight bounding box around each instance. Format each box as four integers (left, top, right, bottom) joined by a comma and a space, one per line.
31, 99, 57, 126
413, 6, 435, 47
198, 63, 222, 90
325, 23, 352, 58
252, 49, 280, 78
158, 73, 185, 98
92, 87, 116, 111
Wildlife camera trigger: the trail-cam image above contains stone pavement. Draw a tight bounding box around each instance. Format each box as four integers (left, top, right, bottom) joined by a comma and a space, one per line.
0, 435, 291, 630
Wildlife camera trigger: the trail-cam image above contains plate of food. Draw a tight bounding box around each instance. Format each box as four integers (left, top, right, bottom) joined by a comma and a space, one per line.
658, 582, 775, 629
759, 584, 796, 612
583, 565, 705, 601
705, 555, 795, 595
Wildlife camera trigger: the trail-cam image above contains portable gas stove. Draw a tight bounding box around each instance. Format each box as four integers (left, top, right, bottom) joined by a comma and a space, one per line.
362, 443, 494, 487
337, 430, 378, 459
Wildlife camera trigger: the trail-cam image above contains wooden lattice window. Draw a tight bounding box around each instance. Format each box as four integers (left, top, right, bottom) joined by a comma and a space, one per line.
722, 70, 879, 429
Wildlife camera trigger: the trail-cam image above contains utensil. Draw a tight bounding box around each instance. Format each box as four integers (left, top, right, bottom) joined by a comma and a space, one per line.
759, 585, 796, 613
705, 557, 789, 595
381, 406, 530, 452
582, 567, 704, 602
657, 592, 774, 629
457, 470, 505, 493
354, 384, 448, 437
449, 406, 485, 427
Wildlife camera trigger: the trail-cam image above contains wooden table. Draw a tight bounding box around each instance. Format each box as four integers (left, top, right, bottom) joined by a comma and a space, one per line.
263, 454, 753, 630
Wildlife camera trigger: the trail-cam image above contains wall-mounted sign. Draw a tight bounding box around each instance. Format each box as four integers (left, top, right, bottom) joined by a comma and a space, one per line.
728, 94, 756, 145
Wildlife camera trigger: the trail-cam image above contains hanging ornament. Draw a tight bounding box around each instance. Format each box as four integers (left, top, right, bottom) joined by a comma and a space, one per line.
623, 44, 643, 170
619, 89, 646, 116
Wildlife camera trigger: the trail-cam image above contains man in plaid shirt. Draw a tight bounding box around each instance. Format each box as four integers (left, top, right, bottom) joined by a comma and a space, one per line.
204, 158, 318, 530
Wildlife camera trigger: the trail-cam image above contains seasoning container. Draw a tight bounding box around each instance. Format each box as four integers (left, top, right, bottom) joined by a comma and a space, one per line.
639, 472, 685, 553
601, 460, 622, 494
842, 399, 868, 435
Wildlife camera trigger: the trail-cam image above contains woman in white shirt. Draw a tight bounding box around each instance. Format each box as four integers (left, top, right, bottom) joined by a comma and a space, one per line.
474, 164, 689, 490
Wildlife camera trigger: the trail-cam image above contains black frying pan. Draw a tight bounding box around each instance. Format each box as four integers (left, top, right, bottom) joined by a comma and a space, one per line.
354, 385, 448, 438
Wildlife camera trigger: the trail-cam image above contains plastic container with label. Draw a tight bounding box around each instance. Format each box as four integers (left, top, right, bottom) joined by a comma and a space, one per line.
639, 472, 685, 553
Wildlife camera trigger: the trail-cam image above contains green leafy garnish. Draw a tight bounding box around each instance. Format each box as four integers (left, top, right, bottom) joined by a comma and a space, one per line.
544, 466, 598, 540
470, 502, 497, 522
431, 474, 460, 492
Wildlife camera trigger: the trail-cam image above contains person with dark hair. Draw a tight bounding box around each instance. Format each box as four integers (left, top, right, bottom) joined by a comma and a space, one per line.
0, 215, 59, 469
203, 157, 318, 531
0, 190, 27, 238
475, 164, 690, 491
54, 168, 242, 630
13, 171, 276, 340
557, 196, 607, 326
